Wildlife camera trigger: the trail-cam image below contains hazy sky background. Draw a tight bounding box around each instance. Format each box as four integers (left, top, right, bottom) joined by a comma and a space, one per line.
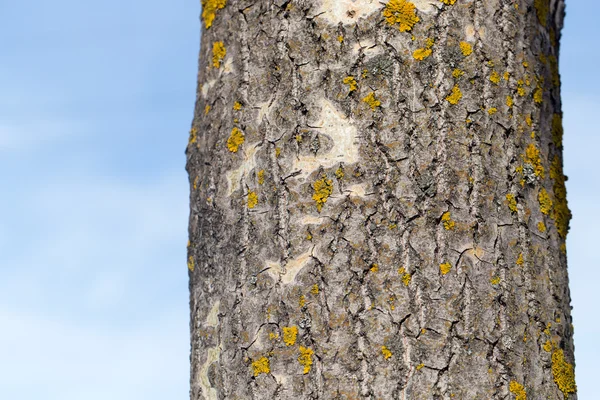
1, 1, 597, 398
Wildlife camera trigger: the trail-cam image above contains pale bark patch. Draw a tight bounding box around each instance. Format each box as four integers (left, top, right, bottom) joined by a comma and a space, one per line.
198, 346, 220, 400
206, 300, 220, 327
266, 251, 312, 284
226, 143, 259, 196
315, 0, 381, 25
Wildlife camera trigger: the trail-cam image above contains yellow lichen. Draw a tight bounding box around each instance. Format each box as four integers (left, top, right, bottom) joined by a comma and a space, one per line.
362, 92, 381, 110
189, 127, 198, 145
251, 356, 270, 376
446, 85, 462, 105
299, 295, 306, 308
269, 332, 279, 340
201, 0, 226, 29
398, 267, 406, 275
543, 340, 553, 352
552, 114, 563, 147
490, 276, 501, 285
506, 96, 514, 108
534, 0, 549, 27
440, 0, 457, 4
537, 221, 546, 233
516, 253, 524, 266
440, 262, 452, 275
533, 87, 543, 104
226, 127, 245, 152
335, 166, 344, 180
188, 255, 195, 272
509, 381, 527, 400
413, 47, 432, 61
504, 71, 510, 81
550, 156, 571, 238
416, 363, 425, 370
343, 76, 357, 92
551, 349, 577, 396
370, 263, 379, 273
517, 80, 526, 97
312, 175, 333, 212
488, 107, 498, 115
441, 211, 455, 230
204, 105, 211, 115
257, 169, 265, 185
452, 68, 464, 78
459, 41, 473, 56
538, 188, 553, 215
524, 143, 544, 178
283, 326, 298, 346
506, 193, 517, 212
311, 284, 319, 295
383, 0, 420, 32
525, 114, 532, 127
233, 101, 242, 111
212, 41, 226, 68
247, 191, 258, 209
402, 273, 412, 286
275, 147, 281, 157
298, 346, 314, 374
337, 35, 344, 43
490, 71, 501, 84
381, 346, 393, 359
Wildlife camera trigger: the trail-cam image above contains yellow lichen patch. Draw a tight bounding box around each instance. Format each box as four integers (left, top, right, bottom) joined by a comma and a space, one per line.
533, 86, 543, 104
490, 276, 501, 285
233, 101, 242, 111
204, 105, 211, 115
525, 114, 532, 127
283, 326, 298, 346
335, 166, 344, 180
524, 143, 544, 178
516, 253, 524, 266
537, 221, 546, 233
311, 284, 319, 295
446, 85, 462, 105
551, 349, 577, 396
381, 346, 393, 359
517, 80, 526, 97
490, 71, 501, 84
440, 0, 457, 4
402, 273, 412, 286
188, 255, 195, 272
226, 127, 245, 152
543, 340, 553, 352
452, 68, 464, 78
398, 267, 406, 275
343, 76, 357, 92
552, 114, 563, 147
416, 363, 425, 370
506, 193, 517, 212
383, 0, 420, 32
275, 147, 281, 158
299, 295, 306, 308
247, 191, 258, 209
538, 188, 553, 215
413, 47, 432, 61
362, 92, 381, 110
509, 381, 527, 400
534, 0, 549, 27
257, 169, 265, 185
212, 41, 226, 68
251, 357, 270, 376
459, 41, 473, 56
506, 96, 514, 108
312, 176, 333, 212
441, 211, 455, 230
550, 156, 571, 238
201, 0, 226, 29
298, 346, 314, 374
189, 127, 198, 145
269, 332, 279, 340
440, 262, 452, 275
488, 107, 498, 116
370, 263, 379, 273
504, 71, 510, 81
337, 35, 344, 43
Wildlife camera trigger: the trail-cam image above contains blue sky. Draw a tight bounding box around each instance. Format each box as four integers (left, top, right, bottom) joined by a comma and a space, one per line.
0, 1, 597, 398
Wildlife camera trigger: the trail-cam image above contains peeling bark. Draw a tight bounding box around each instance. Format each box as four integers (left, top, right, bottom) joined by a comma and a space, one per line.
187, 0, 575, 399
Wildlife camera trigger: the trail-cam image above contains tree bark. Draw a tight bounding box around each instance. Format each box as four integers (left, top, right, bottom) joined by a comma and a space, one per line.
186, 0, 575, 399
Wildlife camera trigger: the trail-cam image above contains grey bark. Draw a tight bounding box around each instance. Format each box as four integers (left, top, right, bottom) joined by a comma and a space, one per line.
186, 0, 575, 399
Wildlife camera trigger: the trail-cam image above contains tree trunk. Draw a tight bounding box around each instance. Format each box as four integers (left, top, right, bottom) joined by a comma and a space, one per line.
186, 0, 575, 399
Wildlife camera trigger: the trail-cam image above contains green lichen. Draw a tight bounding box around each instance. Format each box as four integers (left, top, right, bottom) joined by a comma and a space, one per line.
312, 176, 333, 212
550, 156, 571, 238
552, 114, 563, 147
383, 0, 420, 32
534, 0, 549, 27
283, 326, 298, 346
201, 0, 226, 29
551, 349, 577, 397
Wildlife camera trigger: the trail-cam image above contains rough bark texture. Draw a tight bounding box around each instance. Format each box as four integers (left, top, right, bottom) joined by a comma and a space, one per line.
186, 0, 575, 399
